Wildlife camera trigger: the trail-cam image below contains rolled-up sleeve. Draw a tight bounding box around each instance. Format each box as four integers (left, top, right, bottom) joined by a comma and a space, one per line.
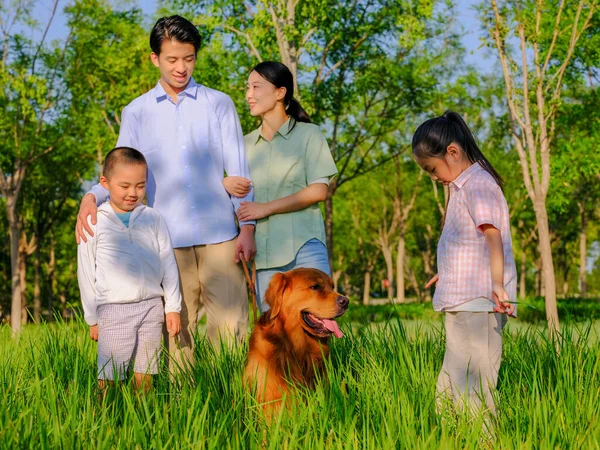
305, 128, 338, 184
216, 95, 256, 227
466, 181, 503, 232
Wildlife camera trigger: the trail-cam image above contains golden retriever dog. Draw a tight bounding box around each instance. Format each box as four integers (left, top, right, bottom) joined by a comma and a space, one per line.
243, 268, 349, 414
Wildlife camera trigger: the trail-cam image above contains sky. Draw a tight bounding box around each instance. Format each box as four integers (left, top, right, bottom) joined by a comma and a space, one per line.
27, 0, 496, 74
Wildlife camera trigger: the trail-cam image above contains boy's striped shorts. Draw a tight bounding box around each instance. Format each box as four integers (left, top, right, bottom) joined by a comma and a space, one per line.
97, 297, 164, 380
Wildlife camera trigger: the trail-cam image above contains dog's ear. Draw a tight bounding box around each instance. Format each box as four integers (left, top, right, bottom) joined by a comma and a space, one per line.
265, 272, 288, 319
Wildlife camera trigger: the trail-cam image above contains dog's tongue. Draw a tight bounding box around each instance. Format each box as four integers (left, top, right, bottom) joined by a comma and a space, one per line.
322, 319, 343, 338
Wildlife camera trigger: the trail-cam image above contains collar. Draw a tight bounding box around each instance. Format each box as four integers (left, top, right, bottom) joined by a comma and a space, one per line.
450, 162, 483, 190
254, 118, 294, 144
154, 77, 199, 103
99, 202, 145, 228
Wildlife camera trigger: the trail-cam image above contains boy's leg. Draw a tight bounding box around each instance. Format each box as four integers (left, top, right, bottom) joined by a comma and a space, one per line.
198, 238, 248, 347
170, 247, 201, 371
97, 303, 138, 385
132, 298, 164, 392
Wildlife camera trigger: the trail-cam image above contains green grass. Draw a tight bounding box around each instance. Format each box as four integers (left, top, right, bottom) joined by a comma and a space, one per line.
0, 318, 599, 449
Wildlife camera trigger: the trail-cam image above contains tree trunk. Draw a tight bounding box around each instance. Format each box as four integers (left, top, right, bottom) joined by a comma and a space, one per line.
579, 203, 587, 297
20, 242, 27, 325
47, 233, 56, 319
60, 291, 67, 320
382, 246, 394, 302
324, 181, 336, 270
395, 228, 405, 303
332, 254, 343, 292
534, 200, 558, 330
34, 244, 41, 323
363, 271, 371, 305
7, 197, 22, 335
535, 257, 541, 297
519, 244, 527, 299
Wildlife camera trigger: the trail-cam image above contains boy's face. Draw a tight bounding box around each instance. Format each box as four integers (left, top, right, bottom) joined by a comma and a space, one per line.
151, 39, 196, 94
100, 163, 147, 214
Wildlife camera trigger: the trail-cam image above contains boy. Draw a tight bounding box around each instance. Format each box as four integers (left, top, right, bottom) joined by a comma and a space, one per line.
77, 147, 182, 391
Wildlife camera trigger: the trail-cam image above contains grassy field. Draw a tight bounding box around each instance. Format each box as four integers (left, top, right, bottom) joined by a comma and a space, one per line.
0, 317, 599, 449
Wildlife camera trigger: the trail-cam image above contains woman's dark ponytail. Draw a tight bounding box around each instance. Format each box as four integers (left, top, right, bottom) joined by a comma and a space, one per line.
286, 97, 311, 125
252, 61, 311, 132
412, 110, 504, 189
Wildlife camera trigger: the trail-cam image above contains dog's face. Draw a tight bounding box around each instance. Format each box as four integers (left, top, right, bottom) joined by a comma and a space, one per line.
264, 268, 349, 338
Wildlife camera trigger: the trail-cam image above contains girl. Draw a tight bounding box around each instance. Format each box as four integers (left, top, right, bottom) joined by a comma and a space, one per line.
223, 61, 338, 312
412, 111, 516, 414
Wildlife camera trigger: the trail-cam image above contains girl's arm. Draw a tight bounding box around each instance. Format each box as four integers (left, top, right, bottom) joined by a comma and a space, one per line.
236, 183, 328, 222
481, 224, 514, 315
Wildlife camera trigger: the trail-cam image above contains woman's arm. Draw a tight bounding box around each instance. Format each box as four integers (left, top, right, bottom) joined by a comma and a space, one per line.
236, 183, 328, 222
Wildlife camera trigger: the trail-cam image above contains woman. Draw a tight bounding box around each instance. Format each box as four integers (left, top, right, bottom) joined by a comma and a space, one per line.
223, 61, 338, 312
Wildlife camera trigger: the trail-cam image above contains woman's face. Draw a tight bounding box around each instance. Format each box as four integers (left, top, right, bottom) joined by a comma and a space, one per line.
246, 71, 286, 117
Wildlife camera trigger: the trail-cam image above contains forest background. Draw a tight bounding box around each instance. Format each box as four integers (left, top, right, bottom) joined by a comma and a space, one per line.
1, 0, 599, 334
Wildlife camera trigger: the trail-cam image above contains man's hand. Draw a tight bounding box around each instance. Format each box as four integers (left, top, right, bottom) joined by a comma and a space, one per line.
223, 176, 252, 198
76, 193, 98, 244
235, 225, 256, 263
166, 312, 181, 338
425, 274, 439, 289
90, 324, 98, 341
492, 282, 514, 316
237, 201, 271, 222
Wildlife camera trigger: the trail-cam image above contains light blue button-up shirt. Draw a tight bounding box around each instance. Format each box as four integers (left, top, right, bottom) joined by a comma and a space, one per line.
89, 78, 254, 248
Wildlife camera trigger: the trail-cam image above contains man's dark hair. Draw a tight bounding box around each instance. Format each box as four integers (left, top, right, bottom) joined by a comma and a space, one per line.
102, 147, 148, 180
150, 15, 201, 55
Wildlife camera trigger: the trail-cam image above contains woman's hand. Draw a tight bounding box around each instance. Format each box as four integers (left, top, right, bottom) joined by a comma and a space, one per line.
237, 201, 272, 221
223, 176, 252, 198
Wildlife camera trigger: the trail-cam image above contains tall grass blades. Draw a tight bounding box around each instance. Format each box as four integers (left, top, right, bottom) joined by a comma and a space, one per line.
0, 319, 598, 449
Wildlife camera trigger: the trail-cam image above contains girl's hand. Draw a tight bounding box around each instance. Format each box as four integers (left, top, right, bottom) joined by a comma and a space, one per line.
425, 274, 439, 289
166, 312, 182, 338
223, 176, 252, 198
492, 283, 514, 315
237, 201, 271, 221
90, 324, 98, 341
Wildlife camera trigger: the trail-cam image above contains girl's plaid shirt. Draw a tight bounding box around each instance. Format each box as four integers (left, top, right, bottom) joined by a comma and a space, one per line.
433, 163, 517, 312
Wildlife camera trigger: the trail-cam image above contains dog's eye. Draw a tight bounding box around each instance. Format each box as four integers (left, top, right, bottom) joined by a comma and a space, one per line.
309, 284, 321, 291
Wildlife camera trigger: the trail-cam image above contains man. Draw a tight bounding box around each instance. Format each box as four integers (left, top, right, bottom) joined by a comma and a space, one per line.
76, 15, 255, 369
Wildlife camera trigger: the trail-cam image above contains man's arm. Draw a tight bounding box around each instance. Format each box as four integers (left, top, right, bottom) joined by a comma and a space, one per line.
76, 105, 138, 243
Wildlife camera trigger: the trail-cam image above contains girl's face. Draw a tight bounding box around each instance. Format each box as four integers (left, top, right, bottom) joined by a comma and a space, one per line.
246, 71, 286, 117
415, 143, 471, 186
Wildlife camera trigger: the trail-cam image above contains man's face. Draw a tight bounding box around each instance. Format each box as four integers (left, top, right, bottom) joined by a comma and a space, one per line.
151, 39, 196, 93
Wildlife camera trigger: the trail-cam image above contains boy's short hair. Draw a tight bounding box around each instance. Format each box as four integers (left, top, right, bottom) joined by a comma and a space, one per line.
102, 147, 148, 180
150, 15, 201, 56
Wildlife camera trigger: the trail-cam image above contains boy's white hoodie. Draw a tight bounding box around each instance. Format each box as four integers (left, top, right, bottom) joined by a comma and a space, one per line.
77, 202, 182, 326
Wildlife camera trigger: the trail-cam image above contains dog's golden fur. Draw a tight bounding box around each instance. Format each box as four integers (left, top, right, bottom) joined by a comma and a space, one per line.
243, 268, 348, 413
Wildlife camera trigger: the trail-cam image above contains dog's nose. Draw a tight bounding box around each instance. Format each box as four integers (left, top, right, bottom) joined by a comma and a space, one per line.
337, 296, 349, 308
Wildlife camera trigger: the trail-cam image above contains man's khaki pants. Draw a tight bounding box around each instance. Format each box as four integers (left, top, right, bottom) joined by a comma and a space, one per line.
167, 238, 248, 372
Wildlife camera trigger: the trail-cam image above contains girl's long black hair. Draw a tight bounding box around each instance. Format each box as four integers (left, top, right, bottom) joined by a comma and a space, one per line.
412, 111, 503, 189
252, 61, 311, 132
